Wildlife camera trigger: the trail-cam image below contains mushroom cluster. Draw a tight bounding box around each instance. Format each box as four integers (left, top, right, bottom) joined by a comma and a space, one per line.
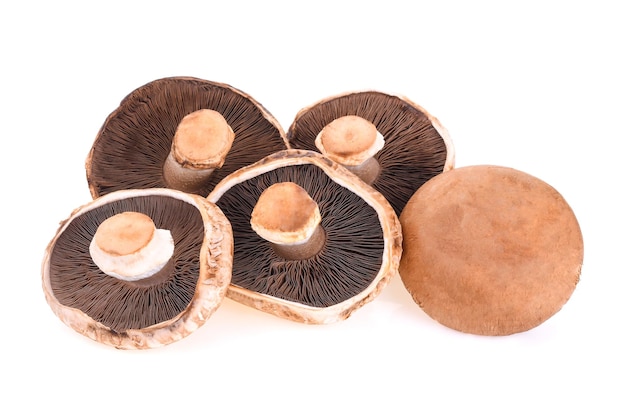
43, 76, 583, 349
287, 90, 583, 336
45, 76, 290, 348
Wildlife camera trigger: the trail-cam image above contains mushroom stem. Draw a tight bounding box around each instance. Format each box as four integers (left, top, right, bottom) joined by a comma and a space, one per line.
89, 211, 174, 281
162, 109, 235, 193
250, 182, 326, 260
315, 115, 383, 184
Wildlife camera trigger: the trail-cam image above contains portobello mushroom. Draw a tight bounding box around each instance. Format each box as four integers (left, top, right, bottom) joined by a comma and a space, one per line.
286, 91, 455, 215
86, 76, 288, 197
207, 149, 402, 324
41, 188, 233, 349
398, 165, 584, 336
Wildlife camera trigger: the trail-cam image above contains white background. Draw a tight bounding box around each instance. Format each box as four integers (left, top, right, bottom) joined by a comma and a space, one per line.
2, 1, 624, 416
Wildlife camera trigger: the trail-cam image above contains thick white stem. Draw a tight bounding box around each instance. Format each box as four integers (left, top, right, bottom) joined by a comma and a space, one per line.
89, 212, 174, 281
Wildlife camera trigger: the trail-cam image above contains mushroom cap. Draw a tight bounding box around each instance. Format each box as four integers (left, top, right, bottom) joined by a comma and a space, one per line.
207, 149, 403, 324
85, 76, 288, 198
41, 188, 234, 349
286, 90, 455, 215
398, 165, 584, 336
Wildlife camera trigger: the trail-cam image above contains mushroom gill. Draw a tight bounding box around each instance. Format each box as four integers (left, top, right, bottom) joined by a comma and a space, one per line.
208, 148, 403, 324
398, 165, 584, 336
48, 195, 205, 330
86, 76, 288, 198
287, 91, 454, 215
42, 189, 234, 349
213, 158, 388, 309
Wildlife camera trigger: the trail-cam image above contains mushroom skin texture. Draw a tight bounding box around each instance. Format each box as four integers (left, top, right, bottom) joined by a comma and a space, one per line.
286, 91, 455, 215
42, 188, 234, 349
86, 76, 288, 198
398, 165, 584, 336
207, 149, 403, 324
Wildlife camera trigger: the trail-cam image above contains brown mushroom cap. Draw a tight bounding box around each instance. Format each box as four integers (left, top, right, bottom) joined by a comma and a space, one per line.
41, 188, 234, 349
86, 76, 288, 198
398, 165, 584, 336
207, 149, 402, 324
286, 91, 455, 215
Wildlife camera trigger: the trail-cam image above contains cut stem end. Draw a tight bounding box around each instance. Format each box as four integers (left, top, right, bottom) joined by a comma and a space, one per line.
315, 115, 384, 184
90, 211, 174, 281
163, 109, 235, 192
251, 182, 325, 259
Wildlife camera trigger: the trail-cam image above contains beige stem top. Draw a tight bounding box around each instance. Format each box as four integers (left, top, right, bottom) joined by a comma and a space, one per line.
171, 109, 235, 169
315, 115, 384, 166
250, 182, 321, 245
89, 211, 174, 281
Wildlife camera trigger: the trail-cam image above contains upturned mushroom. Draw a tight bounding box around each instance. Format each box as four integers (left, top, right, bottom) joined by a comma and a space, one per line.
42, 188, 234, 349
207, 149, 402, 324
286, 91, 455, 215
86, 76, 288, 197
398, 165, 584, 336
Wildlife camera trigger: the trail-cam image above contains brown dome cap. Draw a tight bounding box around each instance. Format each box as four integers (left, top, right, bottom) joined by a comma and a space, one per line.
42, 188, 234, 349
207, 149, 402, 324
286, 91, 455, 215
86, 76, 288, 197
399, 165, 584, 336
